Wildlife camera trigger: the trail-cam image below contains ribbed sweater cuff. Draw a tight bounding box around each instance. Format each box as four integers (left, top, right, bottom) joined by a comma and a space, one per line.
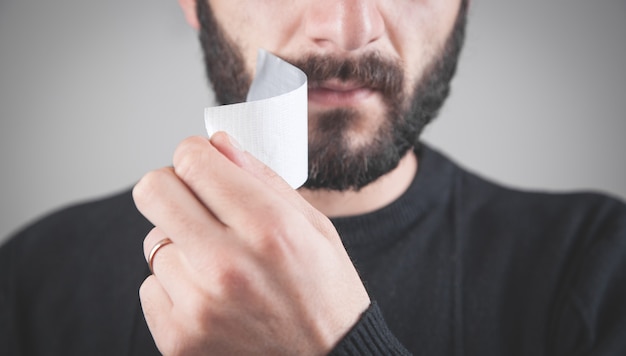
329, 301, 411, 355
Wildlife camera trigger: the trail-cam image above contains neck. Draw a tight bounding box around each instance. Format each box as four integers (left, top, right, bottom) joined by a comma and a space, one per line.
298, 150, 418, 218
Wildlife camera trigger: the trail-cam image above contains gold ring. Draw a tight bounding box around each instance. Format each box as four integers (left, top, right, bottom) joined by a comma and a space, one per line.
148, 238, 173, 274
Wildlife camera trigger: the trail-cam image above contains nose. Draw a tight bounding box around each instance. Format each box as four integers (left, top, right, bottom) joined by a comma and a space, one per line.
304, 0, 385, 52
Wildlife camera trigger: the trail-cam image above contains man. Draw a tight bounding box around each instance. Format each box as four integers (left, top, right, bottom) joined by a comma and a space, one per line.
1, 0, 625, 355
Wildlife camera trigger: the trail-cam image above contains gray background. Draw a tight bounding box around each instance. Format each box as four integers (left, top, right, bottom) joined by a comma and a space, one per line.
1, 0, 625, 244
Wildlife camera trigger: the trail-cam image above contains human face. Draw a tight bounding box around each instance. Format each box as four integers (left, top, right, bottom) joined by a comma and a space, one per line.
189, 0, 466, 190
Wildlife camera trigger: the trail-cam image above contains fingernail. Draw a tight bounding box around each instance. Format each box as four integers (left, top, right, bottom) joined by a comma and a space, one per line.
227, 133, 244, 151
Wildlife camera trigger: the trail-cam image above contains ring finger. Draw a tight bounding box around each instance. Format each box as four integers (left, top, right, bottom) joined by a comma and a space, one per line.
143, 227, 197, 305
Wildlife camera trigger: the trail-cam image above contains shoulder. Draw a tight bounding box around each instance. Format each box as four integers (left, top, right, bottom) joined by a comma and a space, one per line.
4, 188, 150, 252
422, 146, 626, 354
420, 145, 626, 236
0, 188, 153, 287
420, 144, 626, 269
0, 189, 155, 354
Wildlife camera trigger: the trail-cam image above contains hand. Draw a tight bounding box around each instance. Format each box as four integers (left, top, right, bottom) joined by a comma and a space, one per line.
133, 132, 370, 355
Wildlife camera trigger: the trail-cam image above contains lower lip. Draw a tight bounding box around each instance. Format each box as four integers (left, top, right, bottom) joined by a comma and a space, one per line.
308, 87, 375, 107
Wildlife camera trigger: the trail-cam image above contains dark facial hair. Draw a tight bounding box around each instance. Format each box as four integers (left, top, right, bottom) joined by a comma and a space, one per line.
197, 0, 468, 191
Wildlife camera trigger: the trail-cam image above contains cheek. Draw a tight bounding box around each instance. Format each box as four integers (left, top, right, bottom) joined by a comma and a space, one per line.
207, 1, 262, 70
210, 1, 301, 76
390, 1, 461, 80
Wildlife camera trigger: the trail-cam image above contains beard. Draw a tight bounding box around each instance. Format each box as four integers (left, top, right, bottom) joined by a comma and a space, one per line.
197, 0, 467, 191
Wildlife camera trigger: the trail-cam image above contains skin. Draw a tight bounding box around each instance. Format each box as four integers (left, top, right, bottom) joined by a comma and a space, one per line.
135, 0, 462, 354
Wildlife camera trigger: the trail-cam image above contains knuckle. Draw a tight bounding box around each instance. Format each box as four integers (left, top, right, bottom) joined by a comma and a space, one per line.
140, 278, 209, 355
173, 136, 209, 180
138, 278, 154, 306
215, 259, 252, 298
174, 293, 216, 349
158, 329, 187, 356
311, 211, 339, 239
253, 210, 295, 258
256, 228, 286, 257
133, 168, 172, 208
198, 246, 254, 302
185, 290, 214, 323
142, 227, 161, 256
259, 163, 281, 182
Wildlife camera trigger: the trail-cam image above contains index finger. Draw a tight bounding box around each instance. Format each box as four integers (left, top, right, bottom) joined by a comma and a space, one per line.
208, 132, 339, 242
172, 136, 296, 233
174, 134, 340, 246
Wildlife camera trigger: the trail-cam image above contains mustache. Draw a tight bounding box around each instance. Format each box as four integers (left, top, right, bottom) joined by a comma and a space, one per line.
286, 53, 405, 98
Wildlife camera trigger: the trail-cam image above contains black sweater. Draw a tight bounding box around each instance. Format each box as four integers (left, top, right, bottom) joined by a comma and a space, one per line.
2, 146, 625, 355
